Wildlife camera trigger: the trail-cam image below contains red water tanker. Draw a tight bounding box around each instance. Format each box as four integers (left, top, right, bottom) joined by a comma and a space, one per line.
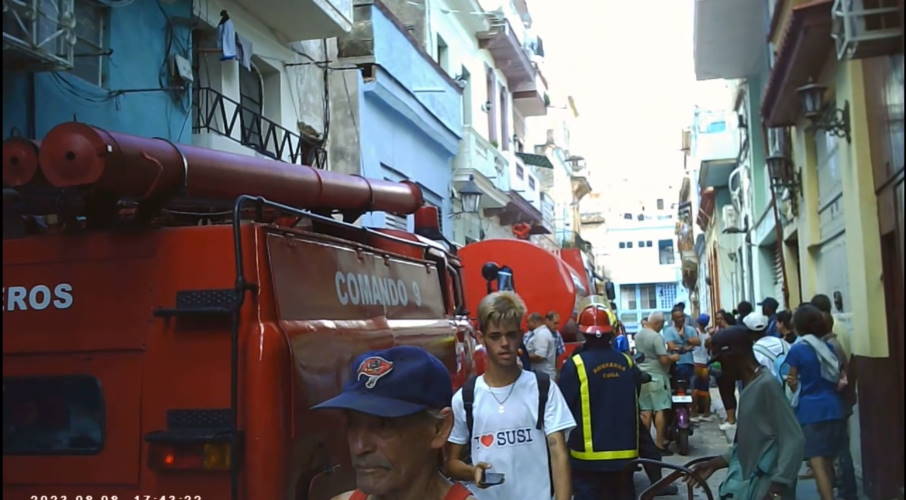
459, 239, 592, 329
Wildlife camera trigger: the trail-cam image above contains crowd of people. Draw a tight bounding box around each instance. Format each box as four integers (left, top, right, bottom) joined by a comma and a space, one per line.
687, 295, 857, 500
308, 290, 855, 500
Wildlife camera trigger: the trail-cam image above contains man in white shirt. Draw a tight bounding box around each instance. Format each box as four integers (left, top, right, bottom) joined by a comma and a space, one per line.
525, 312, 558, 381
446, 291, 576, 500
743, 312, 790, 379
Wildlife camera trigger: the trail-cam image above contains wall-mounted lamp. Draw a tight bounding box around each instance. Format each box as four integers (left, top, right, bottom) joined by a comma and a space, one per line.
452, 175, 483, 215
795, 79, 851, 143
765, 153, 801, 192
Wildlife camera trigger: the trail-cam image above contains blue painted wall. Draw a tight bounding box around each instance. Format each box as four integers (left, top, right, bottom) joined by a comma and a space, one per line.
2, 0, 192, 142
358, 4, 463, 239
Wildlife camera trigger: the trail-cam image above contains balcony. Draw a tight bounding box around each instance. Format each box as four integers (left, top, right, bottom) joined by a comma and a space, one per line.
484, 190, 551, 235
513, 70, 548, 116
478, 16, 536, 90
693, 0, 769, 80
192, 86, 326, 167
231, 0, 352, 40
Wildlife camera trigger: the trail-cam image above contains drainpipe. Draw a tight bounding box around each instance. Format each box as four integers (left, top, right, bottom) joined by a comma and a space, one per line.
761, 123, 790, 308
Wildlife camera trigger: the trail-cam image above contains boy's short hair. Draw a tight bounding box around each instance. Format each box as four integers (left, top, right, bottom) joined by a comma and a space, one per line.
545, 310, 559, 320
527, 312, 544, 324
477, 291, 527, 331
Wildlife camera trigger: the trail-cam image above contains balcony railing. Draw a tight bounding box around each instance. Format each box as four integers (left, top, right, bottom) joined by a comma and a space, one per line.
192, 86, 326, 168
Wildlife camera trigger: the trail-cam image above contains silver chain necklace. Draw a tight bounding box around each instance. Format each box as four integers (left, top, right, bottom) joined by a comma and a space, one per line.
488, 377, 518, 413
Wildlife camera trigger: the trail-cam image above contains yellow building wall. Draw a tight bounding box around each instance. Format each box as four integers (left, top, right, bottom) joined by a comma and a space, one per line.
790, 59, 890, 358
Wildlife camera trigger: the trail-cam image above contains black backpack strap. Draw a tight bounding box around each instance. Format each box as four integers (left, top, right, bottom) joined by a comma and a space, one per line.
462, 375, 478, 464
535, 371, 550, 431
534, 371, 554, 497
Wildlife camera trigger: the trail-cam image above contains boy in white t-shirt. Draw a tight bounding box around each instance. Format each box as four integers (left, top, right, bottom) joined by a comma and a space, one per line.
445, 291, 576, 500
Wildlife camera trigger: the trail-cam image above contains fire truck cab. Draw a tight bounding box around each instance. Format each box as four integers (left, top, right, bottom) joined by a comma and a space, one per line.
2, 124, 476, 500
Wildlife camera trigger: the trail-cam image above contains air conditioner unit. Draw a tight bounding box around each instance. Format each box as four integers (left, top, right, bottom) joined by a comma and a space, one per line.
3, 0, 76, 72
721, 204, 739, 231
832, 0, 903, 60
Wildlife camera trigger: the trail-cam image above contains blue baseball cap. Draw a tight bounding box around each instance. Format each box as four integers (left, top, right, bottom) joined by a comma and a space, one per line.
311, 346, 453, 418
697, 313, 710, 326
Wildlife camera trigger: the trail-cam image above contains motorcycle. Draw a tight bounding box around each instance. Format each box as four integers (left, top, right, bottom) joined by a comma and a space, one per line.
666, 351, 694, 456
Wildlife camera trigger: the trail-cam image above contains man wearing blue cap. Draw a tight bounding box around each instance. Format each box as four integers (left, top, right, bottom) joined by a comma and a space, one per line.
313, 346, 477, 500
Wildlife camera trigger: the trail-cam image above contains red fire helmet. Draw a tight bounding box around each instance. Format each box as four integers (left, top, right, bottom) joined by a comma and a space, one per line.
578, 304, 615, 338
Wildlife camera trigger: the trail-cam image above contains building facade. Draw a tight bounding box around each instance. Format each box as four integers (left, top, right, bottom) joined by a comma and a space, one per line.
692, 0, 904, 496
332, 0, 463, 238
583, 186, 687, 334
3, 0, 352, 167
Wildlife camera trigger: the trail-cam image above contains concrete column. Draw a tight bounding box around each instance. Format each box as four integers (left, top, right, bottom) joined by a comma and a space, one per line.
793, 123, 820, 299
837, 60, 889, 358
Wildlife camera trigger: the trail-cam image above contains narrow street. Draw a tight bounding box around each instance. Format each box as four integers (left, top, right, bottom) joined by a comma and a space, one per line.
633, 388, 824, 499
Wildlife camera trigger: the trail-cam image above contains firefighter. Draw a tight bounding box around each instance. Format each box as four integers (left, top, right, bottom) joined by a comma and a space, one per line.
557, 304, 639, 500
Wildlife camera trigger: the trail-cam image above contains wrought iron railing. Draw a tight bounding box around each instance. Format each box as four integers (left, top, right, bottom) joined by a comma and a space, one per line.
192, 86, 326, 168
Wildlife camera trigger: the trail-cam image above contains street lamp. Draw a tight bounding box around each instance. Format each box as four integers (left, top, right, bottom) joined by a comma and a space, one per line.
795, 79, 851, 142
458, 175, 483, 214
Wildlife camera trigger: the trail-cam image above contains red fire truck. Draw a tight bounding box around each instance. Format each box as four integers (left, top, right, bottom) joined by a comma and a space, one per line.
2, 123, 477, 500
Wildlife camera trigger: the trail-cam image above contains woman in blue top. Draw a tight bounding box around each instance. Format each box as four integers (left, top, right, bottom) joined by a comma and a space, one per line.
786, 304, 845, 500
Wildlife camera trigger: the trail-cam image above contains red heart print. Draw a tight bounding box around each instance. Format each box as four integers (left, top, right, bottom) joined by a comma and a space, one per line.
480, 434, 494, 447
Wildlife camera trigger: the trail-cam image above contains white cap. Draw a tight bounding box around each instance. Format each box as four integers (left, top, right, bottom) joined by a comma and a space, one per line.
743, 312, 768, 332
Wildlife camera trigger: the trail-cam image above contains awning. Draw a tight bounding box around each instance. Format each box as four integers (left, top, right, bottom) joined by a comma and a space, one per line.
761, 0, 835, 126
515, 152, 553, 168
693, 0, 769, 80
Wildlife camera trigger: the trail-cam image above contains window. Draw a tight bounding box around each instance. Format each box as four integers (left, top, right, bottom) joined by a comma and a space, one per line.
385, 213, 408, 231
70, 1, 108, 86
639, 284, 657, 309
486, 66, 497, 144
500, 86, 510, 150
657, 283, 677, 309
647, 241, 653, 247
3, 376, 105, 455
436, 34, 448, 72
624, 213, 632, 220
528, 177, 536, 190
619, 242, 626, 249
627, 241, 633, 248
706, 120, 727, 133
460, 66, 471, 126
516, 164, 524, 179
638, 241, 645, 247
656, 198, 664, 210
240, 64, 264, 151
621, 285, 637, 310
658, 239, 675, 265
